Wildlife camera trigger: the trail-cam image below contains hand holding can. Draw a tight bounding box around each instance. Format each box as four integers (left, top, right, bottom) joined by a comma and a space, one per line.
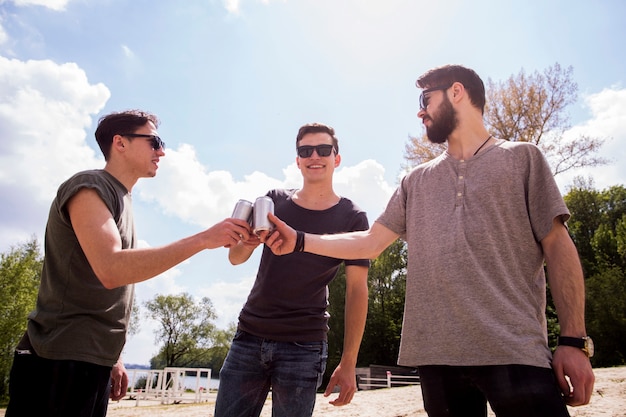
253, 196, 275, 235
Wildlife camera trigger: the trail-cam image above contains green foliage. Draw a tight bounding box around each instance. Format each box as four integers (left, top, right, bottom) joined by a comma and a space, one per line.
144, 293, 221, 369
325, 239, 407, 390
564, 182, 626, 367
0, 238, 43, 404
359, 239, 407, 366
585, 267, 626, 366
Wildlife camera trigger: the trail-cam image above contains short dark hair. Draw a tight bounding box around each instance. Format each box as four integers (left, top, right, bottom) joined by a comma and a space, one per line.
95, 110, 160, 160
296, 123, 339, 154
416, 65, 486, 114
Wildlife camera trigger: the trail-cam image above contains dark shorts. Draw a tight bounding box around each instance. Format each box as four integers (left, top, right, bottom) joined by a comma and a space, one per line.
418, 364, 570, 417
6, 348, 112, 417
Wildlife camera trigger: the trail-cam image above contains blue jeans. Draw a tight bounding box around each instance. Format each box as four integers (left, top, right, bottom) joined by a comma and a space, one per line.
418, 365, 570, 417
214, 330, 328, 417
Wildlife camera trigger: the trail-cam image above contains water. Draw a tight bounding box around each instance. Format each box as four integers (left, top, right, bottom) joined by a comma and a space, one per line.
126, 369, 220, 392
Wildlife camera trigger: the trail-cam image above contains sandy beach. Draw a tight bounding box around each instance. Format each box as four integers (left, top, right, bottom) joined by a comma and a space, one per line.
43, 366, 626, 416
1, 366, 623, 416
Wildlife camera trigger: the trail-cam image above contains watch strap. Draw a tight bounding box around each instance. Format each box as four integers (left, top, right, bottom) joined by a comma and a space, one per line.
557, 336, 586, 349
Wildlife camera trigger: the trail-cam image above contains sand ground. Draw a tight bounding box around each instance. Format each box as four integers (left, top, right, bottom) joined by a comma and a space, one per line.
1, 366, 624, 416
100, 366, 626, 416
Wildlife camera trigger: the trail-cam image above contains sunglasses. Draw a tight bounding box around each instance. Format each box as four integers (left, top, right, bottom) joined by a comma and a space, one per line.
419, 83, 453, 110
296, 144, 336, 158
121, 133, 166, 150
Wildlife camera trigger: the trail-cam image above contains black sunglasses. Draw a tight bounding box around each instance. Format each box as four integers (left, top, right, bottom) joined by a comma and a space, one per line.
297, 144, 335, 158
419, 83, 453, 110
121, 133, 166, 150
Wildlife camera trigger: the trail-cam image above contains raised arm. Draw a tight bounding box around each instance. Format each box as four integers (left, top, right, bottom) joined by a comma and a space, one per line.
542, 217, 594, 406
69, 188, 252, 289
266, 212, 399, 260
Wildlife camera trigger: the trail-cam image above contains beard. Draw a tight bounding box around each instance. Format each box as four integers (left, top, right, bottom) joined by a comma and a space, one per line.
425, 95, 458, 144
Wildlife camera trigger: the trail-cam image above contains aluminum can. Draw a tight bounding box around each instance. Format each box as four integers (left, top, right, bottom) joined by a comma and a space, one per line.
252, 196, 274, 235
231, 199, 253, 224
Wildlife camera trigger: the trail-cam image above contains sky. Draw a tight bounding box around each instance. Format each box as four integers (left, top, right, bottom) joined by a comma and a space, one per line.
0, 0, 625, 366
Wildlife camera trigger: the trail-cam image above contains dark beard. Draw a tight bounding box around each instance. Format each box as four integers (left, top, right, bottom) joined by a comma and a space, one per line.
426, 95, 458, 144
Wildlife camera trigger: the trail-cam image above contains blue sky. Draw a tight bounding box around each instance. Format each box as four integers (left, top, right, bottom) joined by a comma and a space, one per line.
1, 0, 625, 366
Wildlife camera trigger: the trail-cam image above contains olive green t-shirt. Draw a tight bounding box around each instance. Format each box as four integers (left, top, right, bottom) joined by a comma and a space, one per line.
26, 169, 135, 367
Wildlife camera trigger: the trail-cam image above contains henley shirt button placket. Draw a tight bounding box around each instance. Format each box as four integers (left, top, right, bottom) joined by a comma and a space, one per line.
455, 161, 467, 207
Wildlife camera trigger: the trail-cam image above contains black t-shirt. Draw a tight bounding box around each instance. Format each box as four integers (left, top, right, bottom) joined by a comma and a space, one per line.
238, 189, 369, 342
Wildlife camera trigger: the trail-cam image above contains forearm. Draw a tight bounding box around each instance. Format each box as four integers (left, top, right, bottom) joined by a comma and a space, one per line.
544, 223, 587, 336
340, 267, 369, 366
304, 222, 397, 260
98, 233, 209, 289
228, 241, 256, 265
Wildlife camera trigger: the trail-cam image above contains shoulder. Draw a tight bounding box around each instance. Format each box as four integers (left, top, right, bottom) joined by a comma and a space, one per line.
496, 139, 543, 157
267, 189, 295, 200
57, 170, 127, 213
338, 197, 366, 214
61, 170, 124, 192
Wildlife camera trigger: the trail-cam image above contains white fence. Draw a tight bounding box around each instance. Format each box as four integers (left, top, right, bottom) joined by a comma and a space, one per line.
357, 370, 420, 390
127, 367, 212, 405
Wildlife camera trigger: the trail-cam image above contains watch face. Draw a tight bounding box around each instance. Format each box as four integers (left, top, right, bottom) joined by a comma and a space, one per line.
584, 337, 595, 358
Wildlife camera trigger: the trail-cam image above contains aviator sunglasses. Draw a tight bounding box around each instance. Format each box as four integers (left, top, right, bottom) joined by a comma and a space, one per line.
297, 144, 336, 158
419, 83, 453, 110
121, 133, 166, 150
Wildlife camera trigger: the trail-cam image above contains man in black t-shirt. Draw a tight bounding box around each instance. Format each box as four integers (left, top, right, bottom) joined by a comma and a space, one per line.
214, 123, 370, 417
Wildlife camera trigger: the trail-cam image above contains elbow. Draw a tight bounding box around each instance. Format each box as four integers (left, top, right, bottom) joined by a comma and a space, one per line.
94, 270, 123, 290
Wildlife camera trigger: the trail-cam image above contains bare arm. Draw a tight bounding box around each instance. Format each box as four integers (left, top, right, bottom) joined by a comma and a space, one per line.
228, 234, 262, 265
543, 217, 594, 406
266, 212, 399, 260
68, 188, 252, 289
324, 264, 369, 406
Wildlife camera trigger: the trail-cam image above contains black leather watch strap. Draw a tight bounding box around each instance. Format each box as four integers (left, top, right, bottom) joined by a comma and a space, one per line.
557, 336, 586, 349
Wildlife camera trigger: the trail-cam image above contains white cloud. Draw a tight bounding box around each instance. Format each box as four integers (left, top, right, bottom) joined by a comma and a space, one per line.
557, 87, 626, 192
0, 56, 110, 200
121, 44, 134, 59
136, 144, 395, 232
0, 56, 110, 251
223, 0, 240, 15
222, 0, 285, 15
13, 0, 71, 11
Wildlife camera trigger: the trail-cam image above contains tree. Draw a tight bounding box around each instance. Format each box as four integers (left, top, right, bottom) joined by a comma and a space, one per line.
144, 293, 218, 368
485, 63, 607, 176
0, 238, 43, 404
564, 183, 626, 367
325, 242, 407, 389
358, 239, 407, 367
404, 63, 608, 177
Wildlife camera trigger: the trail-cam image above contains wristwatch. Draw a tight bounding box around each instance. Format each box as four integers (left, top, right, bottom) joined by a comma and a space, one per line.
557, 336, 594, 358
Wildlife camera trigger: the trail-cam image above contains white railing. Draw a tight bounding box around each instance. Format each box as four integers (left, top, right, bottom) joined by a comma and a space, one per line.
357, 370, 420, 390
126, 367, 212, 405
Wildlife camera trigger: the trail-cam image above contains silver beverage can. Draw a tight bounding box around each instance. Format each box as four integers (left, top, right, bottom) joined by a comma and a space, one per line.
231, 199, 253, 224
252, 196, 274, 235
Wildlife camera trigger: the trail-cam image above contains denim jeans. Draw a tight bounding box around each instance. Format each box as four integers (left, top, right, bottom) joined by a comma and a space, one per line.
214, 330, 328, 417
418, 364, 570, 417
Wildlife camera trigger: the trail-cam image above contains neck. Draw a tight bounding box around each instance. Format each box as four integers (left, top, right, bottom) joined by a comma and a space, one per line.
293, 183, 340, 210
446, 129, 492, 160
104, 164, 137, 192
